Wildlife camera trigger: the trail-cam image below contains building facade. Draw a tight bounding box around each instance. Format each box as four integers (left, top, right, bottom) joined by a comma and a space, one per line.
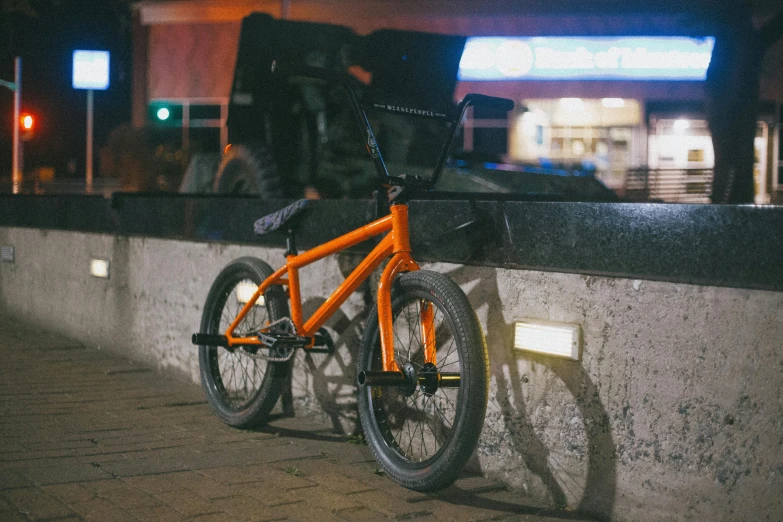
132, 0, 783, 202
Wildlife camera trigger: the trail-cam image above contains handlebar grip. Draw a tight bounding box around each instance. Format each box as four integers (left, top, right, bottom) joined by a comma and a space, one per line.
464, 93, 514, 112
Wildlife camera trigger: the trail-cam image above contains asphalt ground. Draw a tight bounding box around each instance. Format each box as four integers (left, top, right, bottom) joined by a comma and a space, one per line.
0, 317, 593, 521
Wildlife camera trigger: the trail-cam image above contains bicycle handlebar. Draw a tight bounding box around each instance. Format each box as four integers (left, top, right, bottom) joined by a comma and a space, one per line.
270, 61, 514, 193
460, 93, 515, 113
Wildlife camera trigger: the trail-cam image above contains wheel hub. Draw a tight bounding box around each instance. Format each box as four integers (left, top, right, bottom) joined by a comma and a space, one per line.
419, 362, 439, 396
400, 363, 418, 397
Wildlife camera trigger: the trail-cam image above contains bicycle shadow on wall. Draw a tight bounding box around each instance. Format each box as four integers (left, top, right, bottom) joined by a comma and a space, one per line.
444, 265, 618, 521
275, 252, 375, 438
256, 243, 617, 518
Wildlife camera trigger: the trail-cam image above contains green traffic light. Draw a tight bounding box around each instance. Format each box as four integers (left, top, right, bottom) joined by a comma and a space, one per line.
157, 107, 170, 121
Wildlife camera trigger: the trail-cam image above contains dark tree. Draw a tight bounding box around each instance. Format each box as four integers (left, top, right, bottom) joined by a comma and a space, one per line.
704, 3, 783, 203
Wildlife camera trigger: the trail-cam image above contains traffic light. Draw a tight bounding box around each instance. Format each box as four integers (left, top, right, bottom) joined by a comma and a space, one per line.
148, 102, 182, 126
20, 112, 35, 141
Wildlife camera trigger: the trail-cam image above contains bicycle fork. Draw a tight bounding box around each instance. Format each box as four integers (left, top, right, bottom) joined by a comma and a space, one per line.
357, 204, 460, 391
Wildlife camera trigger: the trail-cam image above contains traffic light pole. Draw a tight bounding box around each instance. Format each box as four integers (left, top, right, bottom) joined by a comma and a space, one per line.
1, 58, 23, 194
2, 58, 23, 193
13, 58, 22, 194
86, 89, 93, 194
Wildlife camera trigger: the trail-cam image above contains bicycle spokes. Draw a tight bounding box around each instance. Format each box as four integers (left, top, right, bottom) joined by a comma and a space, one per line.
372, 295, 462, 463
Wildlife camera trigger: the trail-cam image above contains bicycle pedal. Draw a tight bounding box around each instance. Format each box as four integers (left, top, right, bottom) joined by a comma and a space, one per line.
309, 327, 335, 355
258, 332, 310, 350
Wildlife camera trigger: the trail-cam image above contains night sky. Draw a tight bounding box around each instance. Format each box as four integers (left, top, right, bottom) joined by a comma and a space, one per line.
0, 0, 132, 178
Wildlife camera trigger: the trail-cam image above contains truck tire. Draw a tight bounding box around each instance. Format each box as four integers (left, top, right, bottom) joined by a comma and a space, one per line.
214, 145, 284, 198
180, 153, 221, 193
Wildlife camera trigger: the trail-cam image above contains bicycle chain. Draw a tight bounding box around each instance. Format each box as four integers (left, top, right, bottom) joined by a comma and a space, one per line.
242, 349, 295, 363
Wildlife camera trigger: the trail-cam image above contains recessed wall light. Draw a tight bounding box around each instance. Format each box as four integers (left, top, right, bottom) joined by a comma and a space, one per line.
90, 258, 110, 279
1, 245, 14, 263
514, 319, 582, 360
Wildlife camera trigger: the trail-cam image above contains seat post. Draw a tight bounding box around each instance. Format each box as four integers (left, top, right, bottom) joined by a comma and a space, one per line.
285, 228, 298, 256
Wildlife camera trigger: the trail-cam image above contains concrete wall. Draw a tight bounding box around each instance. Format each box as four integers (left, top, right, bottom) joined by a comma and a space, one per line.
1, 226, 781, 521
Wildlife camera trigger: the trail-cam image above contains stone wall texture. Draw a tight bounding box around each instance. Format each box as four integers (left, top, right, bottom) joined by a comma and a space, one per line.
1, 226, 781, 521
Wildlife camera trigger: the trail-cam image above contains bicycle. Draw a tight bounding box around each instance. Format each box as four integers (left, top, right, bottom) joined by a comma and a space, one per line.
192, 63, 513, 491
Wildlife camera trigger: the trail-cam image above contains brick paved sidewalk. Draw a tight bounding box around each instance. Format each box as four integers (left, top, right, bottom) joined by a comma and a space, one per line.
0, 318, 592, 522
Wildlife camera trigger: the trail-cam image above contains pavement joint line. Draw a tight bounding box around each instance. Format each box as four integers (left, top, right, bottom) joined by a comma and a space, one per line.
394, 510, 434, 520
181, 510, 228, 520
268, 499, 306, 508
1, 453, 84, 463
404, 494, 436, 504
136, 402, 207, 410
40, 345, 87, 351
280, 482, 319, 492
341, 488, 379, 496
266, 453, 331, 464
105, 368, 154, 375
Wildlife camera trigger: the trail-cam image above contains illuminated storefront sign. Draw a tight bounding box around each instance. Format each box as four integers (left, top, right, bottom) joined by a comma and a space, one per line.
458, 37, 715, 81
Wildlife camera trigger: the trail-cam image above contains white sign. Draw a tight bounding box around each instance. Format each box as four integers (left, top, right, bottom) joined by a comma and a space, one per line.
72, 50, 110, 90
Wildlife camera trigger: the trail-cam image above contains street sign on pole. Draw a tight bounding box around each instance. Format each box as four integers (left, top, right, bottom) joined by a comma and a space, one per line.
73, 50, 109, 194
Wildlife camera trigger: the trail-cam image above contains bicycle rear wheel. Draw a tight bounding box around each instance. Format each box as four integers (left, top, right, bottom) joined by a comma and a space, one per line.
357, 270, 489, 491
198, 257, 291, 428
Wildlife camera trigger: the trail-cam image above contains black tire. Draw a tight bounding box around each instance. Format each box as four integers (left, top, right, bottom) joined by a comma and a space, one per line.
214, 145, 284, 198
358, 270, 489, 491
180, 152, 220, 193
198, 257, 291, 428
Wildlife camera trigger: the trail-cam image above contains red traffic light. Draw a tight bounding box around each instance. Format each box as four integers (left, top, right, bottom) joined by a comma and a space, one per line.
20, 112, 35, 141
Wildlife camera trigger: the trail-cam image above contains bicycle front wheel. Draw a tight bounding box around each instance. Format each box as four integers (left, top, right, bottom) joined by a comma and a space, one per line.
357, 270, 489, 491
198, 257, 291, 429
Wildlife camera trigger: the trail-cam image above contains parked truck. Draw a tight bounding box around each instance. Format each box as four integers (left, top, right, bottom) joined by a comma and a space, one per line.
180, 13, 467, 199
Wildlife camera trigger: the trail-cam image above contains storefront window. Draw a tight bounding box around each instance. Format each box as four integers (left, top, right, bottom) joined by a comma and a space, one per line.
510, 98, 642, 190
648, 118, 713, 169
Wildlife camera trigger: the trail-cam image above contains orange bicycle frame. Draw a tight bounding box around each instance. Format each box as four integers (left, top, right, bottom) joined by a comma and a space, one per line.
223, 203, 435, 373
212, 66, 512, 375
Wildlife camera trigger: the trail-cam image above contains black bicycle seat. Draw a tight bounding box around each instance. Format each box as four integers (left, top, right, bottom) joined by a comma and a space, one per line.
254, 199, 312, 235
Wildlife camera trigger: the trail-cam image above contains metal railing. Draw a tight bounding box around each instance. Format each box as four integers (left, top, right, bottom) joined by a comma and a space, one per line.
0, 178, 122, 197
624, 168, 713, 203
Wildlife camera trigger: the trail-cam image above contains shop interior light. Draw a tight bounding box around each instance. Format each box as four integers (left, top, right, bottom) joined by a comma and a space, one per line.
601, 98, 625, 108
673, 119, 690, 134
90, 258, 110, 279
559, 97, 585, 111
514, 319, 582, 360
236, 281, 264, 306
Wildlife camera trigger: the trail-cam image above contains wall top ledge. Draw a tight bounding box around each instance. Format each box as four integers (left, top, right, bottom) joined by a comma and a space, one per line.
1, 194, 781, 291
